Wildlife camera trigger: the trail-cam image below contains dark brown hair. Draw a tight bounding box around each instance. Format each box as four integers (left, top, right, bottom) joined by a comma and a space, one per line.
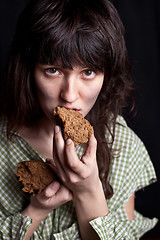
4, 0, 134, 198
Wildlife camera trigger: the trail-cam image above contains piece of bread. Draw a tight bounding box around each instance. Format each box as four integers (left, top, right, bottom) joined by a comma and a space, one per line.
53, 107, 93, 147
15, 160, 56, 195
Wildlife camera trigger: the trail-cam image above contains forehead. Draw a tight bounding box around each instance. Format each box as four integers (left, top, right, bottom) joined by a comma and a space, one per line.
38, 49, 104, 72
35, 26, 107, 73
51, 58, 99, 70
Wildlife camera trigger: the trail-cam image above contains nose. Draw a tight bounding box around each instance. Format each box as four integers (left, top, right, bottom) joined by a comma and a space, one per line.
60, 76, 79, 103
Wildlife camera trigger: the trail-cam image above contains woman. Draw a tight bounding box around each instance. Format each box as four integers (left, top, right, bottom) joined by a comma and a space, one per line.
0, 0, 158, 239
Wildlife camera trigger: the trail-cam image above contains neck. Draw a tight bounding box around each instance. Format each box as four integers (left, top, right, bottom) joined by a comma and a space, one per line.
18, 117, 55, 159
20, 116, 54, 136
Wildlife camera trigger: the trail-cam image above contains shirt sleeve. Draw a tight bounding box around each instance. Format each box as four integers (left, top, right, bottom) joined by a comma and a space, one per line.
89, 212, 158, 240
0, 213, 32, 240
89, 116, 158, 240
89, 151, 158, 240
53, 222, 80, 240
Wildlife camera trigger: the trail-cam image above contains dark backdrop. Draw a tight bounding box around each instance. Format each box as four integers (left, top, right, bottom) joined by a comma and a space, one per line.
0, 0, 159, 237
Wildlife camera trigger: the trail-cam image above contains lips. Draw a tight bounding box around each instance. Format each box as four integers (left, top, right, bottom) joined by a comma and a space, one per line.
60, 106, 80, 111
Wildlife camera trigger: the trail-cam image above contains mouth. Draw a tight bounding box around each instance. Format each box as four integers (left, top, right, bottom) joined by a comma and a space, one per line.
60, 106, 80, 111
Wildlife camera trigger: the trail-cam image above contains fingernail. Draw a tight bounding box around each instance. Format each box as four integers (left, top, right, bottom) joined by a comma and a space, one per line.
51, 181, 60, 189
66, 138, 72, 145
46, 158, 52, 162
55, 126, 60, 134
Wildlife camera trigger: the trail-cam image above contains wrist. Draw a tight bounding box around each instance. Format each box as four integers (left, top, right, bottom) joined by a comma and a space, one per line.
21, 203, 50, 222
74, 179, 104, 201
74, 180, 109, 220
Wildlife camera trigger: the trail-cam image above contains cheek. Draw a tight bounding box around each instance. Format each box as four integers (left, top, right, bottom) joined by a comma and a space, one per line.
82, 83, 103, 111
34, 73, 57, 101
35, 80, 58, 102
87, 81, 103, 101
37, 86, 51, 99
89, 89, 101, 104
35, 85, 58, 118
35, 85, 49, 104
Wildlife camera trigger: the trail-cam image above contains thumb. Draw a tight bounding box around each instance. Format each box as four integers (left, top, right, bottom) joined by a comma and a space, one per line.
84, 134, 97, 158
42, 181, 60, 198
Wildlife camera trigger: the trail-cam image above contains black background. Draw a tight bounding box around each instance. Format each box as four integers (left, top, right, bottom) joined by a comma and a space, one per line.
0, 0, 159, 238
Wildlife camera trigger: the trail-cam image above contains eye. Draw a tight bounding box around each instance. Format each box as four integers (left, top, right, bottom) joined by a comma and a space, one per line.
82, 70, 96, 79
45, 67, 60, 76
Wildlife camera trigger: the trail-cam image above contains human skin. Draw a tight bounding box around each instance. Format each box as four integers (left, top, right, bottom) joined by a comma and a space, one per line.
34, 63, 104, 121
21, 63, 134, 240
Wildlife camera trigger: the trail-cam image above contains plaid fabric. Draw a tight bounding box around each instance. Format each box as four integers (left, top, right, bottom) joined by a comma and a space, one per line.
0, 116, 158, 239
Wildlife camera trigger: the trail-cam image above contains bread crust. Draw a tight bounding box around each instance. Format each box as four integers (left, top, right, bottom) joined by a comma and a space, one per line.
15, 160, 56, 195
54, 107, 93, 146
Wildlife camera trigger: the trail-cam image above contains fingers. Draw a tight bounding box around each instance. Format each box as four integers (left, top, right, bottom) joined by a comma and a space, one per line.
53, 126, 65, 162
30, 181, 73, 213
53, 125, 98, 187
54, 126, 84, 182
82, 134, 97, 163
45, 158, 58, 175
53, 126, 66, 179
65, 138, 84, 176
36, 181, 72, 203
39, 181, 60, 199
46, 158, 56, 167
55, 184, 73, 202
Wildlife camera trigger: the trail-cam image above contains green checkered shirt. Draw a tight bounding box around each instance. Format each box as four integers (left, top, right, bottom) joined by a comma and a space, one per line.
0, 116, 158, 239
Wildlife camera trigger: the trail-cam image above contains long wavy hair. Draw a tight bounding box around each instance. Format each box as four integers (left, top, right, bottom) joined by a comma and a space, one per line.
4, 0, 134, 199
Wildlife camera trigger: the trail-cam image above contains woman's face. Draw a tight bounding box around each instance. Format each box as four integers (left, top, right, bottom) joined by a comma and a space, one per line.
34, 63, 104, 122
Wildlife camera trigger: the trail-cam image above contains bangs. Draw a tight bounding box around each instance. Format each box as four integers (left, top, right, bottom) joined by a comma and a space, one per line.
16, 0, 123, 77
35, 30, 107, 72
31, 6, 109, 72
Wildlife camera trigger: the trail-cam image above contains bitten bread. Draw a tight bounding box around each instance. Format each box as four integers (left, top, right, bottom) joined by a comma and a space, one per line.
15, 160, 56, 195
53, 107, 93, 146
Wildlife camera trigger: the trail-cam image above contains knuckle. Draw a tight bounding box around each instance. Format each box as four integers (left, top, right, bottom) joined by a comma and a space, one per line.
63, 191, 72, 201
43, 188, 52, 198
81, 171, 89, 180
60, 175, 66, 183
69, 161, 78, 170
68, 174, 77, 183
